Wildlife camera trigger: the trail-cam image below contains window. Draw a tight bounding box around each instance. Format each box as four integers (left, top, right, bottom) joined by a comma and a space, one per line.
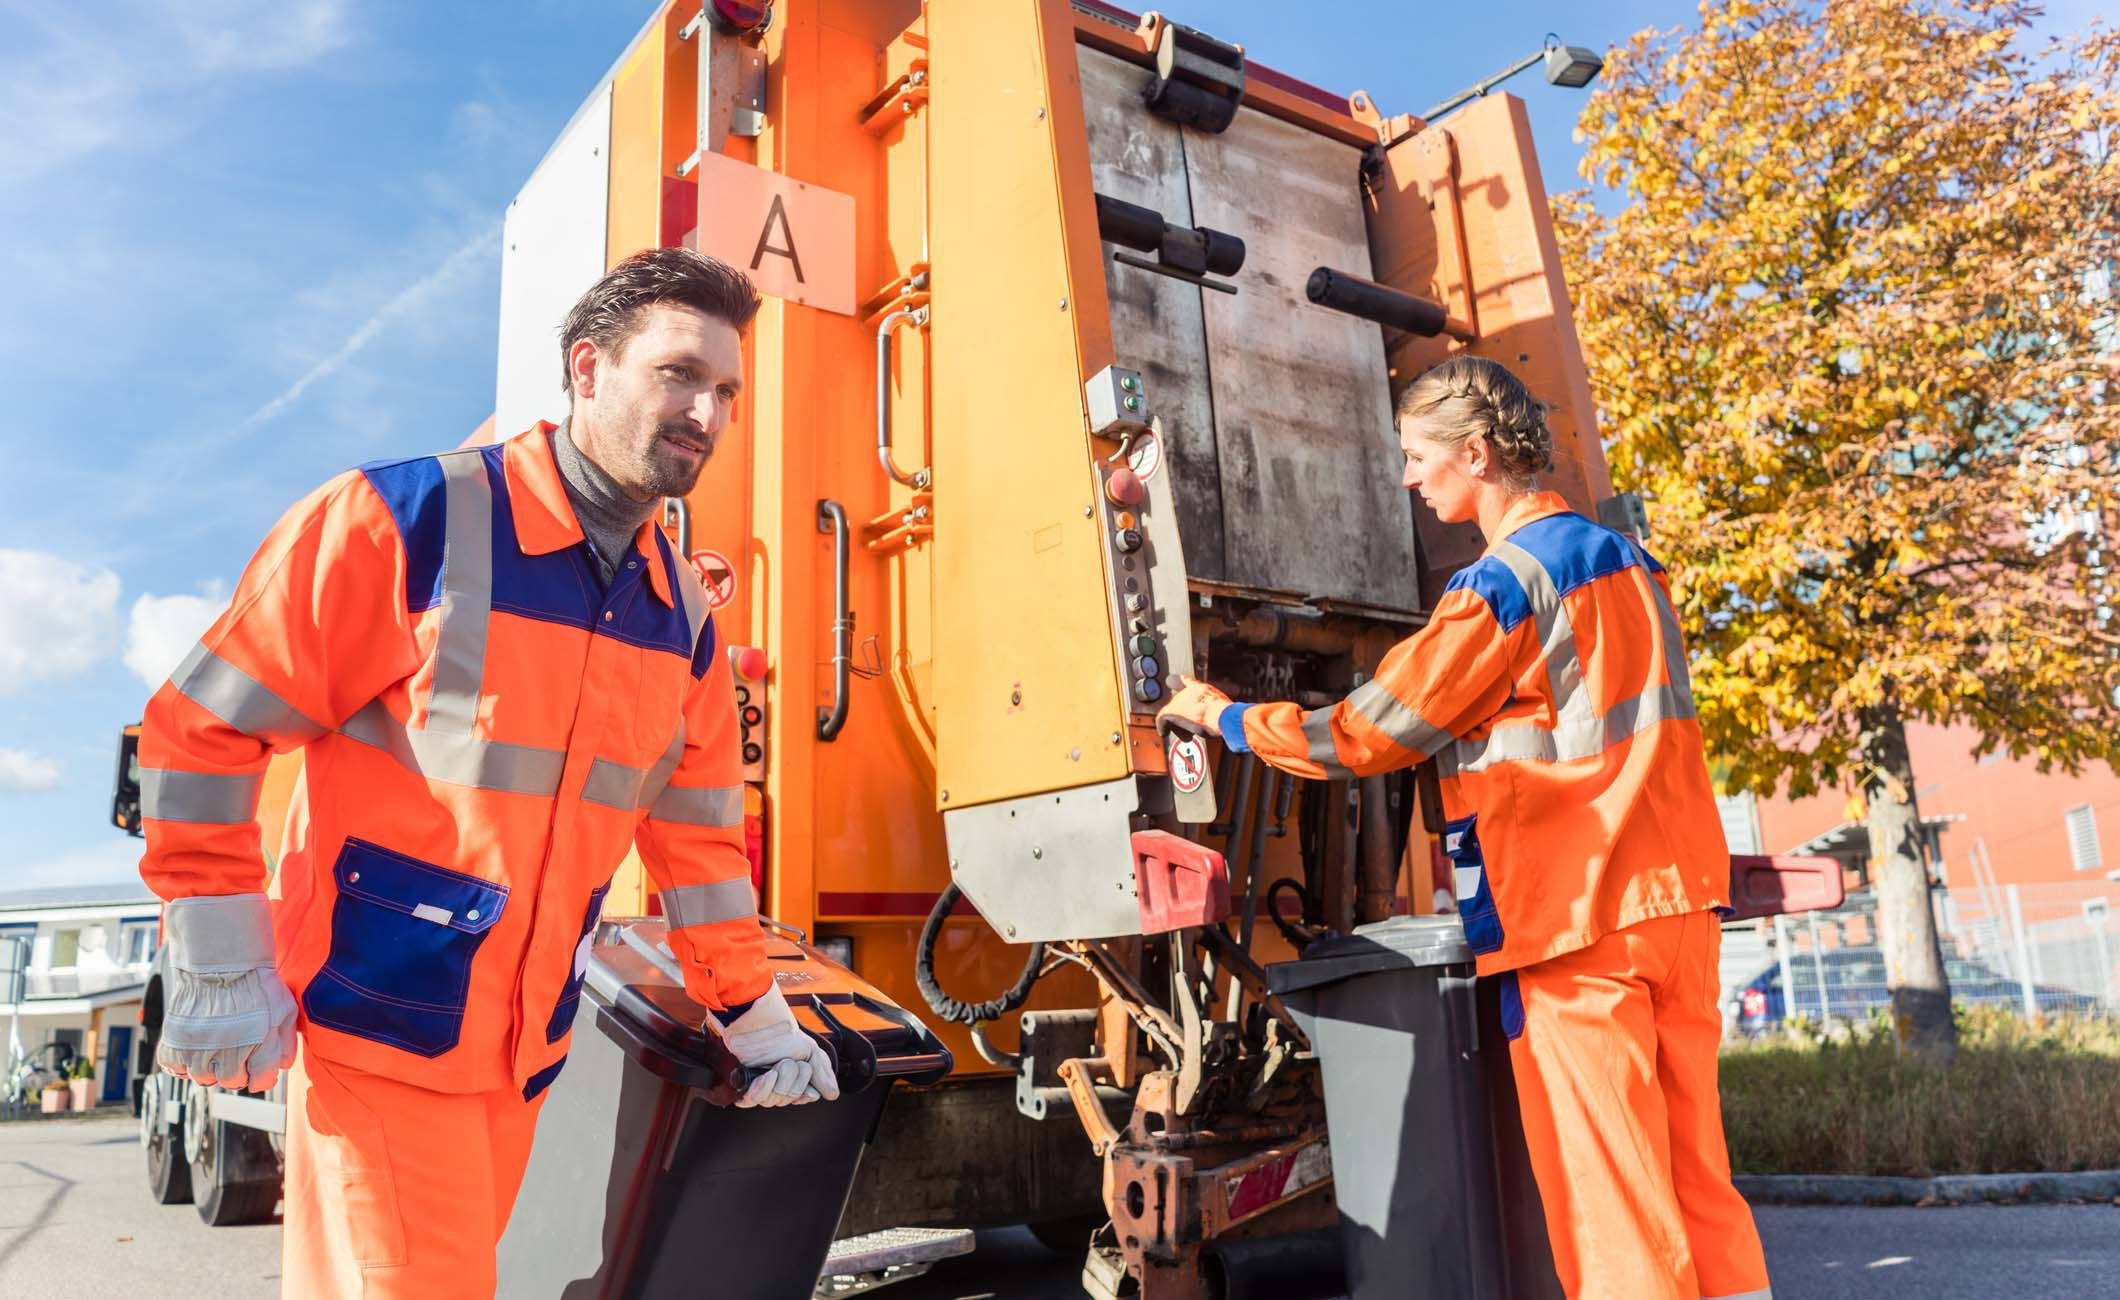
123, 924, 157, 965
49, 929, 80, 968
2068, 805, 2104, 873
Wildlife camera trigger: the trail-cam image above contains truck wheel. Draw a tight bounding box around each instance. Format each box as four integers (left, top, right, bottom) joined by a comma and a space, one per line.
141, 1074, 193, 1205
1028, 1213, 1105, 1256
190, 1112, 281, 1227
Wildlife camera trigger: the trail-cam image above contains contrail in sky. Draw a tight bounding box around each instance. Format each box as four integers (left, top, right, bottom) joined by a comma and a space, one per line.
222, 222, 498, 442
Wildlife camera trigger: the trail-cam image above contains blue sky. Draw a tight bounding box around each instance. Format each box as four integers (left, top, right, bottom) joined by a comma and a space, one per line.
0, 0, 2104, 889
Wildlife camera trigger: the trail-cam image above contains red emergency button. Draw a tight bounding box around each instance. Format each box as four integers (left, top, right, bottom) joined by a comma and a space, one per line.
730, 645, 768, 681
1106, 468, 1145, 508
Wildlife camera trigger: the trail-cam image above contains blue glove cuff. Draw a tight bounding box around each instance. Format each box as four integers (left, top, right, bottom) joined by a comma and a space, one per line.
1217, 702, 1254, 753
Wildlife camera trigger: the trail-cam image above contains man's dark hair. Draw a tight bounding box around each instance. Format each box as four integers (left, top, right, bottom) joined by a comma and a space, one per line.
558, 247, 761, 393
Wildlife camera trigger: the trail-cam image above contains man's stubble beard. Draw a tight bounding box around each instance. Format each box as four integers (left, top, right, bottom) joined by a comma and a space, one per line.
622, 416, 713, 500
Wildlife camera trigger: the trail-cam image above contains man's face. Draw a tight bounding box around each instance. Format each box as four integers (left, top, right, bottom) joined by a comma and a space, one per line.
570, 302, 744, 501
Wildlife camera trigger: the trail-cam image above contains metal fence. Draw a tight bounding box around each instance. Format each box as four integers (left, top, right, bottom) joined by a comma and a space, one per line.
1722, 881, 2120, 1035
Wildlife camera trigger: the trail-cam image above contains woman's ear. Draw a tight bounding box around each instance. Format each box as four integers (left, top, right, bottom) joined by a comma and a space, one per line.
1463, 432, 1491, 479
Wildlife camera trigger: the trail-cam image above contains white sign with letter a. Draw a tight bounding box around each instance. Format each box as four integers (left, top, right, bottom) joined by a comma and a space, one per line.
685, 151, 856, 317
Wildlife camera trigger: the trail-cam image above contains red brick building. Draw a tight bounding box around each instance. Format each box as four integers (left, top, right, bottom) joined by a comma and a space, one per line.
1754, 720, 2120, 890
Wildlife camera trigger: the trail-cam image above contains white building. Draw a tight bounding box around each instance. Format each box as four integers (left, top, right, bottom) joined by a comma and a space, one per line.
1, 882, 160, 1107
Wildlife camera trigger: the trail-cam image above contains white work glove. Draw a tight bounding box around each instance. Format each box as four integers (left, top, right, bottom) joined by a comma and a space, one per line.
713, 984, 841, 1109
157, 893, 299, 1093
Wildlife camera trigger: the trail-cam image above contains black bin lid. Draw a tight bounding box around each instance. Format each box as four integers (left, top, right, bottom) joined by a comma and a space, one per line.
1264, 914, 1474, 997
584, 918, 952, 1101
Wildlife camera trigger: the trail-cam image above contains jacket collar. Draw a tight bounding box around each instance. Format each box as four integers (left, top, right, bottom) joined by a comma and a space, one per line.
1487, 490, 1573, 551
503, 421, 678, 608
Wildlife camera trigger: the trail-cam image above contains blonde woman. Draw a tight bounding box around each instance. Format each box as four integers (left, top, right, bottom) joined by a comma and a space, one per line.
1161, 356, 1771, 1300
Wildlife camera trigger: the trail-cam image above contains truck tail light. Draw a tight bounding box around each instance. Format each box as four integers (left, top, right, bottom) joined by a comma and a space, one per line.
707, 0, 770, 35
743, 785, 766, 896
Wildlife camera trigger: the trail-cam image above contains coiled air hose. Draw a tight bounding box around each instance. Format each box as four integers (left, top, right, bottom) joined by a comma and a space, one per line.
914, 882, 1047, 1025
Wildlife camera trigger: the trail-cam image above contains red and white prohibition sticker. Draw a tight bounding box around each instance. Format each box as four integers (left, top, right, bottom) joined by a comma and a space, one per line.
1167, 734, 1209, 794
690, 549, 738, 609
1126, 429, 1164, 482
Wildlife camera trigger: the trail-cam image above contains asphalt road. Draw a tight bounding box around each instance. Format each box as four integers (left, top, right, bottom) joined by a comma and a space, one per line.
7, 1110, 2119, 1299
0, 1110, 280, 1297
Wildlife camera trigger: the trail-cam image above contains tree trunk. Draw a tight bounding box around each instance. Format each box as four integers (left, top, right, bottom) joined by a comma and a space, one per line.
1861, 702, 1957, 1064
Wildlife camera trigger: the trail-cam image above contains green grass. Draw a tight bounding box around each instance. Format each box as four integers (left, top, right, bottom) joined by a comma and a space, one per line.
1718, 1007, 2120, 1177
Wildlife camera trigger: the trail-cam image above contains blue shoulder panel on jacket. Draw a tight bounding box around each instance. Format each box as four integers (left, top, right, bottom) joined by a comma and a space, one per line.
358, 456, 448, 613
1442, 557, 1532, 634
1507, 512, 1642, 599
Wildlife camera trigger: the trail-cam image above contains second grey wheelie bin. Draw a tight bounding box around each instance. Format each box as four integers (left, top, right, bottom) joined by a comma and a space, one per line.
498, 918, 952, 1299
1266, 914, 1563, 1300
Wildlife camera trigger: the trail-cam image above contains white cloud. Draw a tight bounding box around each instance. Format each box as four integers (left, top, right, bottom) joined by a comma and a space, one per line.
0, 748, 61, 794
180, 0, 351, 73
124, 583, 231, 688
0, 0, 353, 184
0, 841, 146, 892
0, 550, 121, 694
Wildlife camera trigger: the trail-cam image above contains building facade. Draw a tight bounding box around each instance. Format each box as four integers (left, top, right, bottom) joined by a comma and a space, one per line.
1, 883, 160, 1107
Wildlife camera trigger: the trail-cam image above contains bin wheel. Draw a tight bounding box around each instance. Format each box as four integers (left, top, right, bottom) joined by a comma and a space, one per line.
1027, 1213, 1105, 1256
191, 1114, 280, 1227
142, 1075, 193, 1206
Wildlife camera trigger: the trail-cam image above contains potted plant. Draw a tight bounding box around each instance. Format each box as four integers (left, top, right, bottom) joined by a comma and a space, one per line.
40, 1080, 69, 1115
68, 1057, 96, 1111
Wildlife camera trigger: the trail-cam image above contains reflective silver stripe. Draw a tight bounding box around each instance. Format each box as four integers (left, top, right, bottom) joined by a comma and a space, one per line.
1450, 682, 1696, 775
338, 700, 566, 795
170, 642, 326, 745
1645, 573, 1697, 712
649, 782, 744, 828
1345, 678, 1453, 758
1299, 710, 1356, 780
661, 877, 756, 929
1489, 541, 1590, 727
139, 768, 262, 825
668, 537, 709, 650
425, 451, 494, 734
1703, 1290, 1773, 1300
583, 757, 650, 811
637, 725, 687, 810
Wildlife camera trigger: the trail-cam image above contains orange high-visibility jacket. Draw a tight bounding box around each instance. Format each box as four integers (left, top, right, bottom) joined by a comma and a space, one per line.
138, 423, 769, 1097
1219, 492, 1729, 975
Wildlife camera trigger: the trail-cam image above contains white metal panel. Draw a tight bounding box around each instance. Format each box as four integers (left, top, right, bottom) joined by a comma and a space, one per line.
495, 85, 612, 441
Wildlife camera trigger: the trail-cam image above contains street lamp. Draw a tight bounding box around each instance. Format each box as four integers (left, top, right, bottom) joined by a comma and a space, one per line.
1421, 34, 1604, 122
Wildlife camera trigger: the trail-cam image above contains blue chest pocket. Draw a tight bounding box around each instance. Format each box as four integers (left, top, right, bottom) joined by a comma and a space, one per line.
303, 838, 508, 1058
1446, 814, 1505, 956
545, 882, 612, 1044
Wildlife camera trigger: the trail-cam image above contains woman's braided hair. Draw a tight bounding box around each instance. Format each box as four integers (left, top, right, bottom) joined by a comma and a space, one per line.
1395, 356, 1554, 491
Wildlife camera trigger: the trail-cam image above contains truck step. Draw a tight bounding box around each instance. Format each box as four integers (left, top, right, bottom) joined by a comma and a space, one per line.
816, 1227, 975, 1297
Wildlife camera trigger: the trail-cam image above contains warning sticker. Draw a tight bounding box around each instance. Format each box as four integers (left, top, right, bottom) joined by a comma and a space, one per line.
1168, 734, 1208, 794
690, 549, 738, 609
1126, 430, 1164, 483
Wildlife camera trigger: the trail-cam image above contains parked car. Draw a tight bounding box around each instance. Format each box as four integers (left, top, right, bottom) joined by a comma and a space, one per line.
1731, 947, 2094, 1034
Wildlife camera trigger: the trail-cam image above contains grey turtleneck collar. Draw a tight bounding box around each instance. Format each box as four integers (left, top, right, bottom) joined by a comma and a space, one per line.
552, 420, 658, 587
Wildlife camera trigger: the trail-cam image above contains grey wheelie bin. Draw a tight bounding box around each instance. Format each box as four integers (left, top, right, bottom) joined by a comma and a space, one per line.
1266, 914, 1562, 1300
498, 918, 952, 1299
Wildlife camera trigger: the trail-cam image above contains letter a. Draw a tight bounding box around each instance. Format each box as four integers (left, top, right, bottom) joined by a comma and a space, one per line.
750, 194, 805, 283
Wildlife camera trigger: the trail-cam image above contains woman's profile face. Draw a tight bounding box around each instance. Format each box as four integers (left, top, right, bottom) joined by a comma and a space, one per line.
1400, 424, 1483, 525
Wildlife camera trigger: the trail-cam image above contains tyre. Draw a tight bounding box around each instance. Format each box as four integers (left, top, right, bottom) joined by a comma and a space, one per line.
1027, 1212, 1105, 1256
190, 1108, 281, 1227
141, 1073, 193, 1206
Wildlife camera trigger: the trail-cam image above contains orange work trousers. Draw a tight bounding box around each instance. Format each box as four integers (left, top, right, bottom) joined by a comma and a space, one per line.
1500, 910, 1771, 1300
282, 1045, 547, 1298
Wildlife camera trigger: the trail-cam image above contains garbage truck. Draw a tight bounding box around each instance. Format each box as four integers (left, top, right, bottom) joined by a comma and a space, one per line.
113, 0, 1848, 1293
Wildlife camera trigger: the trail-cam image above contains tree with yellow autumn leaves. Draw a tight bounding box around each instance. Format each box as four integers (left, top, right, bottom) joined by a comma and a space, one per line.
1556, 0, 2119, 1061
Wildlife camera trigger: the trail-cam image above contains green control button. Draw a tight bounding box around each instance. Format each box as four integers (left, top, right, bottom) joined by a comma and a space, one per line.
1132, 633, 1157, 656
